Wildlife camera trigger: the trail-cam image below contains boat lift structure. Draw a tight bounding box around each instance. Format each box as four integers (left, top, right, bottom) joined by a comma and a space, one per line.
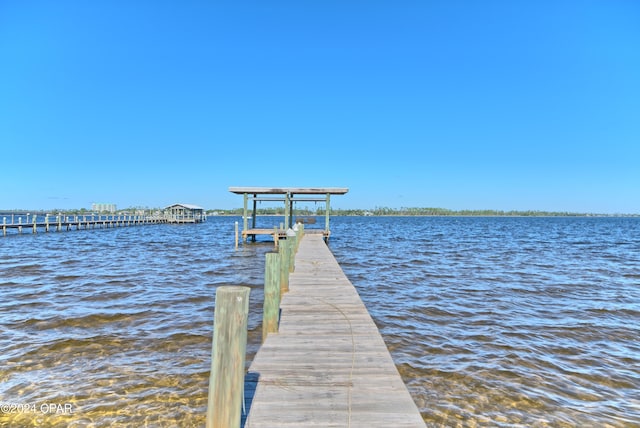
228, 187, 349, 243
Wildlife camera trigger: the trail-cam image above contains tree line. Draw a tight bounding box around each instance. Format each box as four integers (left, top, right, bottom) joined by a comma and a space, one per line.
2, 207, 635, 217
207, 207, 630, 217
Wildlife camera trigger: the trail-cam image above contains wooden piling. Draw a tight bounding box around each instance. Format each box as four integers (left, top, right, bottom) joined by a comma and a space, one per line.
262, 252, 281, 343
273, 226, 279, 248
279, 239, 290, 294
288, 236, 296, 273
235, 221, 239, 249
298, 224, 305, 247
207, 286, 251, 428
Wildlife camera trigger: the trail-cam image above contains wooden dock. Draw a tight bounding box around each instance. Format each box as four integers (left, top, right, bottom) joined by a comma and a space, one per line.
230, 187, 348, 246
244, 234, 425, 427
241, 228, 288, 242
1, 214, 168, 236
241, 227, 329, 247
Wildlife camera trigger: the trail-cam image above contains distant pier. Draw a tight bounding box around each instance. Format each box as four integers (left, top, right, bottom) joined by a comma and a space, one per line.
1, 203, 206, 237
1, 213, 168, 236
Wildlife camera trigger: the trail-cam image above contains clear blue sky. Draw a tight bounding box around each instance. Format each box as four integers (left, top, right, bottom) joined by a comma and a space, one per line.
1, 1, 639, 213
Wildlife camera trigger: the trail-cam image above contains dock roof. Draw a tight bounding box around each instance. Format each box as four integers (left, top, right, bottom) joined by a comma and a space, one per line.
164, 203, 204, 210
228, 187, 348, 195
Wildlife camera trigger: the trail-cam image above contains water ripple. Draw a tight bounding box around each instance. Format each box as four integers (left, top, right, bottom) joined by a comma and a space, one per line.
330, 216, 640, 426
1, 216, 639, 426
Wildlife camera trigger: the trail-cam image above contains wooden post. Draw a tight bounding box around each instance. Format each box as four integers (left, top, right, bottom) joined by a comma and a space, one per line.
251, 194, 257, 242
207, 286, 250, 428
325, 192, 331, 240
284, 192, 290, 229
289, 194, 294, 229
295, 225, 303, 251
252, 194, 257, 229
234, 221, 239, 249
288, 236, 296, 273
32, 214, 37, 234
45, 214, 49, 232
2, 217, 6, 237
242, 193, 248, 241
279, 239, 290, 294
297, 227, 302, 249
263, 252, 281, 342
273, 226, 279, 249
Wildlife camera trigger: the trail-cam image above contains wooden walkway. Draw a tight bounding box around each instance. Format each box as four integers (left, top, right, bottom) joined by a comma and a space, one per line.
1, 215, 167, 236
244, 234, 425, 427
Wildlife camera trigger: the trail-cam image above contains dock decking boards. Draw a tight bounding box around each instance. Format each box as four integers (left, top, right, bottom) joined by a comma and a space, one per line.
244, 234, 426, 427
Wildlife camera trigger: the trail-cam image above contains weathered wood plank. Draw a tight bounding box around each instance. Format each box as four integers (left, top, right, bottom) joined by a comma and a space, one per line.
245, 234, 425, 427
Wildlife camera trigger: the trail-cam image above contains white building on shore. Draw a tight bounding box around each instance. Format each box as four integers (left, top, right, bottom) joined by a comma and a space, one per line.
92, 203, 117, 213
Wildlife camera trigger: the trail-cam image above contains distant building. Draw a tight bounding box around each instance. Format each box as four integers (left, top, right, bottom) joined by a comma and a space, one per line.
163, 203, 206, 223
92, 203, 117, 213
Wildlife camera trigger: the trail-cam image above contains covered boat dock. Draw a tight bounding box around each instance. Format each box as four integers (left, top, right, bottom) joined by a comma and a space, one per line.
163, 203, 206, 223
228, 187, 348, 243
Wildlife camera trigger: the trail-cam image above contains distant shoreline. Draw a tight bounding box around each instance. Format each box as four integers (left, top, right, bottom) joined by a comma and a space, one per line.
1, 209, 638, 218
223, 213, 640, 218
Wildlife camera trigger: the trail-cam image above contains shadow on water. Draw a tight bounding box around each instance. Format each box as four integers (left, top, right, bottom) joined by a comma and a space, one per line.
241, 372, 260, 428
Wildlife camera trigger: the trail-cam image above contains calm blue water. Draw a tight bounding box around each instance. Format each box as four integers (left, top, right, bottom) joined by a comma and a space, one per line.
1, 216, 639, 426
